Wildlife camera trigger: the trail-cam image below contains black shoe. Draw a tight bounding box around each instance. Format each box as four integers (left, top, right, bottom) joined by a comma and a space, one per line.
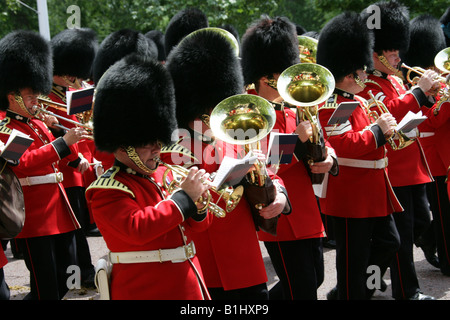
85, 227, 102, 237
408, 292, 435, 300
323, 239, 336, 249
422, 247, 440, 269
326, 286, 338, 300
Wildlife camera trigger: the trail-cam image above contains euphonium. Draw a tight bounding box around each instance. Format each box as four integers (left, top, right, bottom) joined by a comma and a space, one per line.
277, 63, 335, 184
157, 158, 243, 218
209, 94, 276, 187
365, 90, 414, 151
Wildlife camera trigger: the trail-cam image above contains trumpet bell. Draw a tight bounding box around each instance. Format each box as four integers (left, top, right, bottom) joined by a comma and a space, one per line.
210, 94, 276, 145
277, 63, 336, 107
434, 47, 450, 75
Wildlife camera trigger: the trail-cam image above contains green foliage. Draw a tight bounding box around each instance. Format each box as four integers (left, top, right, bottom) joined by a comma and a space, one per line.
1, 0, 448, 41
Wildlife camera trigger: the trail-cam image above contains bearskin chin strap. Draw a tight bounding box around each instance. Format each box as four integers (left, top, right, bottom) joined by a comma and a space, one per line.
125, 146, 159, 175
378, 55, 404, 80
14, 94, 35, 117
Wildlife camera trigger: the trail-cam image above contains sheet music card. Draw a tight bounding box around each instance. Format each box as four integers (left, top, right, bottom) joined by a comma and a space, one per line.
327, 101, 359, 125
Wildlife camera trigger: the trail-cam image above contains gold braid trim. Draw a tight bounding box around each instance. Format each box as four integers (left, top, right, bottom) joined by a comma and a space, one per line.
86, 166, 135, 198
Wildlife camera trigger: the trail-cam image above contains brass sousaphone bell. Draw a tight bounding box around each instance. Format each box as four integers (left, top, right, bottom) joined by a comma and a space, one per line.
277, 63, 335, 184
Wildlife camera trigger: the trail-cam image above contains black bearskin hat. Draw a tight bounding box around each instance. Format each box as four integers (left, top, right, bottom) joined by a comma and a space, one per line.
0, 30, 53, 111
240, 16, 300, 86
164, 8, 209, 57
165, 28, 244, 129
439, 7, 450, 47
145, 30, 166, 62
401, 14, 446, 69
361, 0, 410, 53
93, 54, 177, 153
317, 12, 374, 81
92, 29, 157, 85
51, 28, 98, 80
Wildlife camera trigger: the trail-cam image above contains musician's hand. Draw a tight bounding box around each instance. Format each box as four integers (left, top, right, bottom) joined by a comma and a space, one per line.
0, 140, 4, 153
259, 190, 287, 219
180, 166, 211, 204
250, 149, 267, 162
310, 147, 334, 174
43, 114, 60, 129
376, 112, 397, 137
418, 69, 440, 94
77, 157, 90, 174
295, 120, 313, 143
63, 127, 90, 146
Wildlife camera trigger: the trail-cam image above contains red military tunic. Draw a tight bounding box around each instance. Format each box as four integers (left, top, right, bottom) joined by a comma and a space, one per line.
0, 111, 80, 238
419, 99, 450, 177
360, 72, 433, 187
165, 133, 270, 291
47, 85, 87, 189
258, 105, 324, 242
85, 164, 212, 300
318, 91, 403, 218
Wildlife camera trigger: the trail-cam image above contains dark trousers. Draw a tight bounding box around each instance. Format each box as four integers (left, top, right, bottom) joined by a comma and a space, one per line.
332, 214, 400, 300
427, 177, 450, 275
264, 238, 324, 300
208, 283, 268, 300
16, 231, 77, 300
390, 184, 430, 299
65, 187, 95, 280
0, 268, 10, 300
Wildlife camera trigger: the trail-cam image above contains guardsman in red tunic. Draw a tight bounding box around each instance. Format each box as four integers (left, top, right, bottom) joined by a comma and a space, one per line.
315, 11, 402, 300
401, 15, 450, 276
240, 16, 338, 300
0, 30, 88, 300
46, 28, 100, 288
166, 28, 291, 300
85, 55, 212, 300
0, 243, 7, 300
360, 1, 439, 300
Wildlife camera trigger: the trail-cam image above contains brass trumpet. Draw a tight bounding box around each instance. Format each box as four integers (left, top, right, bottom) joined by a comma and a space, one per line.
366, 90, 414, 151
34, 96, 94, 138
401, 63, 450, 89
157, 158, 244, 218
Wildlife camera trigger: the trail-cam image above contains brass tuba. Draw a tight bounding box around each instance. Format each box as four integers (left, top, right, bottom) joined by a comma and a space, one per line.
277, 63, 335, 184
298, 35, 318, 64
365, 90, 415, 151
157, 158, 243, 219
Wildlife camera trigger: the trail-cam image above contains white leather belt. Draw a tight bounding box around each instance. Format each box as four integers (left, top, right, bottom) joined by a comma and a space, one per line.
109, 242, 196, 264
338, 157, 388, 169
19, 172, 64, 186
419, 132, 435, 138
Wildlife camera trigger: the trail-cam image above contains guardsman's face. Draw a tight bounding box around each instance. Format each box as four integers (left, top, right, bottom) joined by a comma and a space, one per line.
381, 50, 401, 69
134, 142, 162, 172
7, 88, 39, 118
